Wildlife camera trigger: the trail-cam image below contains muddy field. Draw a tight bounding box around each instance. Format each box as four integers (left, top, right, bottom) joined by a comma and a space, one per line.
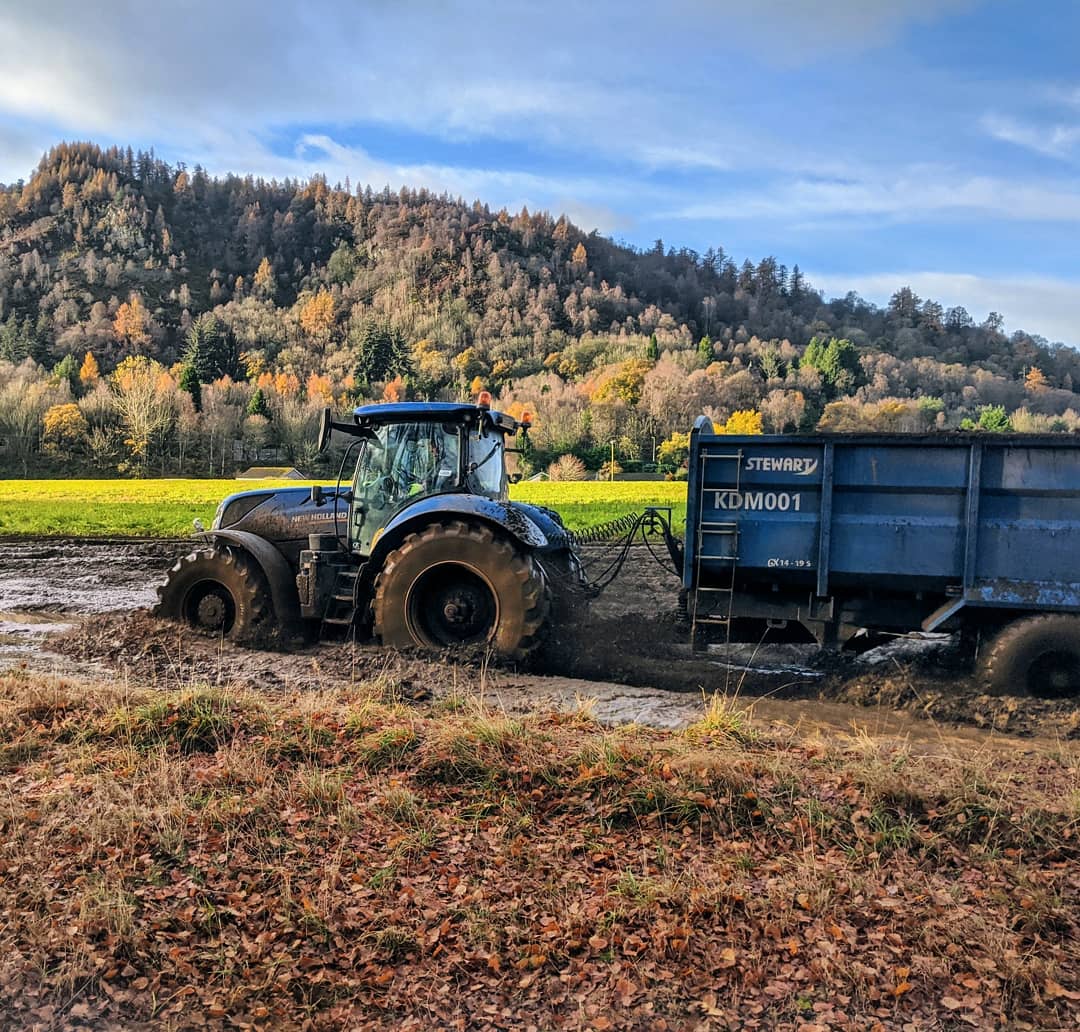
2, 538, 1079, 744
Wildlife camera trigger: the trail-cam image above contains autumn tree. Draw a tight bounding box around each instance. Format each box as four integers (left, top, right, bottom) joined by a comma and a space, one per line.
42, 402, 89, 456
253, 257, 275, 300
0, 369, 55, 475
79, 351, 100, 387
1025, 366, 1049, 392
299, 290, 335, 343
718, 409, 763, 434
657, 430, 691, 471
113, 294, 150, 350
111, 356, 175, 474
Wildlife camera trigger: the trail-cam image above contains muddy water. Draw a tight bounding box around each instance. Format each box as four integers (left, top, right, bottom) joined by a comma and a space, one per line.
0, 540, 176, 613
0, 539, 177, 670
1, 538, 1077, 749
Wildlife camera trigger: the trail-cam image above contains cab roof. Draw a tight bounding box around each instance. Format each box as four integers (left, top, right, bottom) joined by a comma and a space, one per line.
352, 402, 517, 432
353, 402, 481, 421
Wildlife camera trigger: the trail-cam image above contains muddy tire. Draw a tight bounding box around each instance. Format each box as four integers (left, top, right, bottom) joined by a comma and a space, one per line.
980, 614, 1080, 698
373, 521, 549, 660
153, 548, 269, 644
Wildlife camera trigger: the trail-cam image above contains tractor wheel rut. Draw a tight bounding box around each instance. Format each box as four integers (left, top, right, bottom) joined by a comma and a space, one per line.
2, 539, 1077, 744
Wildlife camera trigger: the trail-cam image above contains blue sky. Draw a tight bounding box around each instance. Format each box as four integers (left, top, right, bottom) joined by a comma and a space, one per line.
1, 0, 1079, 343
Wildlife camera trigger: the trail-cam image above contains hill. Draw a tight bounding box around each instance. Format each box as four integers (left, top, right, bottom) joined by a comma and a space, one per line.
1, 141, 1079, 477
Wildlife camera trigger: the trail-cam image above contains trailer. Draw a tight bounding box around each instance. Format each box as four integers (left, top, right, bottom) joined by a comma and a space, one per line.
683, 417, 1080, 697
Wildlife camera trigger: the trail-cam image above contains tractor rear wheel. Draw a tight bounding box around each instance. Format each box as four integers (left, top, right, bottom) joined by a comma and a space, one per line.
373, 521, 549, 660
980, 614, 1080, 698
153, 548, 268, 644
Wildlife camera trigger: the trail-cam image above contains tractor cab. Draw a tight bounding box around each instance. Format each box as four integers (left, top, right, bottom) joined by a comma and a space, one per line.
317, 399, 530, 557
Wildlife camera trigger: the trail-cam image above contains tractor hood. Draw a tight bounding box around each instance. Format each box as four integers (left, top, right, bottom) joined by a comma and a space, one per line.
211, 486, 347, 562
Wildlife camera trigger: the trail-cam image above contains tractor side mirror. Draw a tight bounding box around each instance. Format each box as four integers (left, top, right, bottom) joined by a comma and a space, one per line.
316, 407, 333, 453
508, 472, 523, 484
310, 485, 325, 507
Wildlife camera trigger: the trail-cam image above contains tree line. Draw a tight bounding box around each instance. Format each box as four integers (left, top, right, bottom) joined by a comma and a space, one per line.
1, 141, 1078, 478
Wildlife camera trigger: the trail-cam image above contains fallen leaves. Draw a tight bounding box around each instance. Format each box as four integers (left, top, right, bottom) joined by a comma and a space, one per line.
0, 671, 1077, 1030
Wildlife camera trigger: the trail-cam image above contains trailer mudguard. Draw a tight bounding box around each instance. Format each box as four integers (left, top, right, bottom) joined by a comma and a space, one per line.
370, 493, 548, 563
195, 529, 302, 629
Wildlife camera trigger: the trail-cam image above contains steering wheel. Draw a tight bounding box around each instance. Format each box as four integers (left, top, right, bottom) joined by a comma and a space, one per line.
359, 472, 396, 509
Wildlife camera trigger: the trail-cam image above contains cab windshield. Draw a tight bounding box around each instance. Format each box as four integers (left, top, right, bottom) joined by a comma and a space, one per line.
354, 421, 460, 510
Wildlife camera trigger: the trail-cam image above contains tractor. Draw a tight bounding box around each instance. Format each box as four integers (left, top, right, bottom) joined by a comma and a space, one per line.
154, 396, 585, 658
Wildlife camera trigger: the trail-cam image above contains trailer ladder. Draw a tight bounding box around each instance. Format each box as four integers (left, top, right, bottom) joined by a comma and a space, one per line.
691, 449, 743, 651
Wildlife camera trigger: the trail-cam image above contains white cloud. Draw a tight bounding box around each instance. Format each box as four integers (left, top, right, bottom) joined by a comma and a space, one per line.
0, 1, 977, 183
668, 170, 1080, 223
982, 113, 1080, 159
809, 270, 1080, 346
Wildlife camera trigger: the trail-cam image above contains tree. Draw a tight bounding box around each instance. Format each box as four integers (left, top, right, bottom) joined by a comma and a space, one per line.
42, 402, 89, 456
113, 294, 150, 349
645, 334, 660, 362
593, 359, 653, 406
184, 313, 239, 382
718, 410, 763, 434
327, 244, 357, 285
657, 430, 691, 471
253, 257, 275, 299
111, 356, 174, 474
0, 371, 53, 476
697, 335, 713, 362
1025, 366, 1049, 392
247, 387, 270, 419
179, 362, 202, 411
79, 351, 100, 387
353, 319, 411, 387
802, 336, 860, 395
960, 405, 1012, 432
299, 290, 335, 342
52, 354, 78, 392
547, 454, 587, 481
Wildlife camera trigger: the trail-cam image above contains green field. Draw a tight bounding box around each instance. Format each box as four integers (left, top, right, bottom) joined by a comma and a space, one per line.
0, 479, 687, 538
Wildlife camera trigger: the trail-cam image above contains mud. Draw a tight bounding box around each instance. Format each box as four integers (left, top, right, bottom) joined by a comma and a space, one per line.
2, 538, 1079, 745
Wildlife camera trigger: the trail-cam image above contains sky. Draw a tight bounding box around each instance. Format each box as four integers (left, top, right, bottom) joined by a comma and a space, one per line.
1, 0, 1079, 344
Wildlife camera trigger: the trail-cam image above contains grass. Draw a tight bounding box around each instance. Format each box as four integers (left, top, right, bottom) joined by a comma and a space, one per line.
0, 478, 317, 537
0, 477, 688, 538
0, 670, 1077, 1028
512, 479, 687, 534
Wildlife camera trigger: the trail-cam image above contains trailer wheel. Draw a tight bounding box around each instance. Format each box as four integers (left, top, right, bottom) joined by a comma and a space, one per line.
374, 521, 549, 660
153, 548, 268, 644
980, 614, 1080, 698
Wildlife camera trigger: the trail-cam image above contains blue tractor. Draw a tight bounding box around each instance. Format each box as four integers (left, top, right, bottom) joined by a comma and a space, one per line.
154, 398, 584, 659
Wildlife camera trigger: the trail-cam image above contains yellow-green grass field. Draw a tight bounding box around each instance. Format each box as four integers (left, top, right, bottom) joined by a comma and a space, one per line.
0, 478, 687, 538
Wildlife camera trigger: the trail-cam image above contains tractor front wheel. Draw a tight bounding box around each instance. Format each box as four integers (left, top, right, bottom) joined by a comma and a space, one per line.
374, 521, 549, 660
153, 548, 269, 644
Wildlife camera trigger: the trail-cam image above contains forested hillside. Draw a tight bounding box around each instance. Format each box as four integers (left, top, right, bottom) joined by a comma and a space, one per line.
2, 141, 1078, 477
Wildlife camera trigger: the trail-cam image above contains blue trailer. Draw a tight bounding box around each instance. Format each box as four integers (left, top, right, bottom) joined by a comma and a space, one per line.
683, 416, 1080, 697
